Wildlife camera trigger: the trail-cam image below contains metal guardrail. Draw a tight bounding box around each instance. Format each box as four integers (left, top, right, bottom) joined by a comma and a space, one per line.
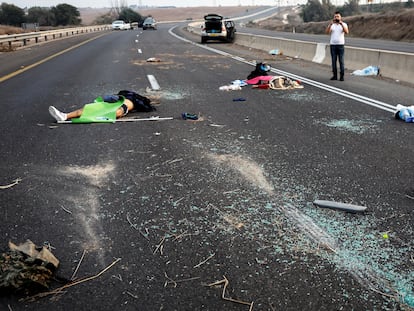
0, 25, 110, 49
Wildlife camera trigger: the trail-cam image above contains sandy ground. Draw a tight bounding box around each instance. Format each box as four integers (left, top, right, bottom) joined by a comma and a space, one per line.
80, 6, 261, 25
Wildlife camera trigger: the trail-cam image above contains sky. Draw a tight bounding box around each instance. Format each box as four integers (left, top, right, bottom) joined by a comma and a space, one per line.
11, 0, 285, 9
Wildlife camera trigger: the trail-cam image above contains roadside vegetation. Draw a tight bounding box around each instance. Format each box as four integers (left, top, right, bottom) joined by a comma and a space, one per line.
0, 1, 144, 35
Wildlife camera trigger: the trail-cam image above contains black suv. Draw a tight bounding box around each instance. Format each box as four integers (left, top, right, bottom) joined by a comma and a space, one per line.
201, 14, 236, 43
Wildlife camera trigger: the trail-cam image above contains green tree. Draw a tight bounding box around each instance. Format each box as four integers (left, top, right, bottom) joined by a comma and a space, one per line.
405, 0, 413, 8
301, 0, 333, 22
0, 3, 26, 26
51, 3, 81, 26
27, 7, 55, 26
338, 0, 360, 16
118, 7, 142, 23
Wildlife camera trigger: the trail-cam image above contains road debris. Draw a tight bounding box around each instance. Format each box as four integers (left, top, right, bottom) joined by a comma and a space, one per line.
351, 65, 380, 76
394, 104, 414, 123
0, 240, 59, 293
0, 178, 22, 190
146, 57, 161, 62
208, 275, 254, 310
181, 112, 199, 120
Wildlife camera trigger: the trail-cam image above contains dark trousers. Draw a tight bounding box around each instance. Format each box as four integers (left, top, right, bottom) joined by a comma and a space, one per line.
330, 44, 345, 78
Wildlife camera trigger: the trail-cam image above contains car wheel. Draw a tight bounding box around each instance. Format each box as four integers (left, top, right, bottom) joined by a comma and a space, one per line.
201, 37, 207, 44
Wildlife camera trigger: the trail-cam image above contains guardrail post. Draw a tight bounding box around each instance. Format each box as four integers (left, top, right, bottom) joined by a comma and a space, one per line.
44, 35, 48, 41
35, 37, 38, 43
23, 39, 27, 46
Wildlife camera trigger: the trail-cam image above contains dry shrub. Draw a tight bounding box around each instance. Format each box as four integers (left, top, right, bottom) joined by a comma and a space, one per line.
0, 25, 24, 35
347, 9, 414, 41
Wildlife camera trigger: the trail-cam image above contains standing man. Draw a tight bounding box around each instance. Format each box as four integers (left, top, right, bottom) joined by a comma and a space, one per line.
326, 11, 349, 81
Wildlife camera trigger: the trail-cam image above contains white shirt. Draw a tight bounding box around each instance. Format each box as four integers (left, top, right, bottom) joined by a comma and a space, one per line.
330, 22, 348, 45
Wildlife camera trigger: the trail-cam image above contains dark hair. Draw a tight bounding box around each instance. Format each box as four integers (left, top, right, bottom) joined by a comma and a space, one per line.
335, 11, 341, 15
117, 90, 156, 112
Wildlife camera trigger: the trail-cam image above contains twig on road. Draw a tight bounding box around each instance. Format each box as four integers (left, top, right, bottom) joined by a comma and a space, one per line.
164, 272, 200, 288
153, 236, 166, 255
60, 204, 72, 214
25, 258, 121, 301
70, 250, 86, 281
208, 275, 254, 310
193, 253, 215, 268
0, 178, 22, 189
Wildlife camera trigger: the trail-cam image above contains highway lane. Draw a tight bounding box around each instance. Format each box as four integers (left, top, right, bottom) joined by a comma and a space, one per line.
1, 24, 413, 310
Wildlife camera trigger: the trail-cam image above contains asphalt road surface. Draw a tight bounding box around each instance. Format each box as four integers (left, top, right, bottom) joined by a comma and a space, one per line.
1, 24, 413, 311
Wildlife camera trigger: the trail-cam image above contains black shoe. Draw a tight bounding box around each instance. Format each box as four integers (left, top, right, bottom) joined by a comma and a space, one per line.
330, 76, 337, 80
340, 76, 344, 81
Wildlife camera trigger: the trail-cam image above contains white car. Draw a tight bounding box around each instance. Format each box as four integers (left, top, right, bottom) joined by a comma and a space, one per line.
112, 20, 131, 30
201, 14, 236, 43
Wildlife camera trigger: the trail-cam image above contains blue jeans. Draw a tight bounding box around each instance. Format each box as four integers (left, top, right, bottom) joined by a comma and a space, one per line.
330, 45, 345, 77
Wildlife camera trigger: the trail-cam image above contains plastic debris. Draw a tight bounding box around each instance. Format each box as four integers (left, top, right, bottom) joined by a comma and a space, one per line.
231, 80, 248, 87
313, 200, 367, 213
219, 85, 242, 91
269, 49, 280, 55
232, 98, 246, 102
181, 112, 198, 120
146, 57, 161, 62
394, 104, 414, 123
351, 65, 380, 76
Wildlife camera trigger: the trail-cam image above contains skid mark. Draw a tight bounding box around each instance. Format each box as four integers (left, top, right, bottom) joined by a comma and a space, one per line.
59, 162, 115, 264
145, 87, 189, 100
132, 59, 184, 70
208, 154, 274, 195
61, 162, 115, 187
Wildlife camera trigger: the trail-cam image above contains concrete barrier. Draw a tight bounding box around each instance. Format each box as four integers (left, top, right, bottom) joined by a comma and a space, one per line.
187, 23, 413, 84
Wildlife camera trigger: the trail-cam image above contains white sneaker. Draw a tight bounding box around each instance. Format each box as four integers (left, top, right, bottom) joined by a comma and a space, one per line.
49, 106, 67, 122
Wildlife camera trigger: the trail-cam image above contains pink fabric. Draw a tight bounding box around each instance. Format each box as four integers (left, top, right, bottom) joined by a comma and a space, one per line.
245, 75, 275, 85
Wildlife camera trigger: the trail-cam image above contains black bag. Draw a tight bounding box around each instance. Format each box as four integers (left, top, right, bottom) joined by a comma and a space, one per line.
117, 90, 156, 112
247, 62, 271, 80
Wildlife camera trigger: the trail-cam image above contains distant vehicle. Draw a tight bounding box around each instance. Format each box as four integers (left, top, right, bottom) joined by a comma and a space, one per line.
201, 14, 236, 43
112, 20, 131, 30
142, 17, 157, 30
